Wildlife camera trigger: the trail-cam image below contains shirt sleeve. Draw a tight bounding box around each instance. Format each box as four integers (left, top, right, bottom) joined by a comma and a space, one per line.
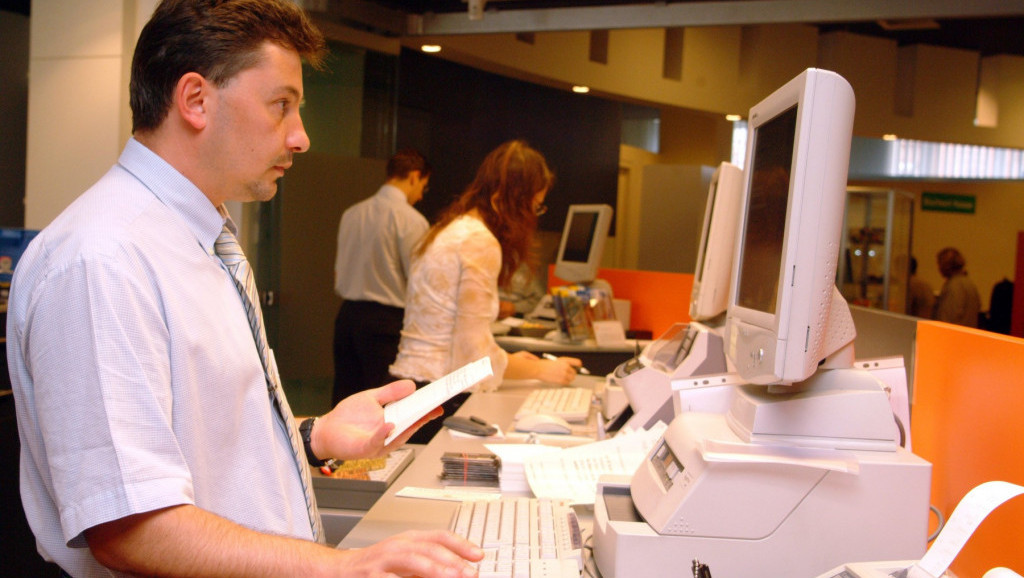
22, 253, 192, 545
449, 228, 508, 391
397, 210, 429, 278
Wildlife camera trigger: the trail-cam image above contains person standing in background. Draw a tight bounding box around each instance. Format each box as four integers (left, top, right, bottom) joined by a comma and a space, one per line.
934, 247, 982, 328
333, 150, 431, 406
907, 256, 935, 318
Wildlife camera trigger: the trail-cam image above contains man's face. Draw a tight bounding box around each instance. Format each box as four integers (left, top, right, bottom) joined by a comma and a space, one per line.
410, 172, 429, 205
203, 42, 309, 204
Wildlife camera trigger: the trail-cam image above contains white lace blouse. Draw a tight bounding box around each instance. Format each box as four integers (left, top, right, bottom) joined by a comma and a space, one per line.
390, 214, 508, 391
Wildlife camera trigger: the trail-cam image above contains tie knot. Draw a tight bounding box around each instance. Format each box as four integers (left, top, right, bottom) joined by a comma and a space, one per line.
214, 225, 244, 266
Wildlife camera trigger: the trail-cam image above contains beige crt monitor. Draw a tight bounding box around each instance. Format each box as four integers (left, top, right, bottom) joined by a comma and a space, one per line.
553, 204, 613, 286
592, 68, 933, 578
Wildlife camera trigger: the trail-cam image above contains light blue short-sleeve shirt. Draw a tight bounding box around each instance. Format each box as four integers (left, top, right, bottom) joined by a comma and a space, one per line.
6, 139, 312, 577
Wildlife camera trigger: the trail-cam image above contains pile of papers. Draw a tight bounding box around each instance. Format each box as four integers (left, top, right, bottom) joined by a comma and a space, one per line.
486, 423, 668, 504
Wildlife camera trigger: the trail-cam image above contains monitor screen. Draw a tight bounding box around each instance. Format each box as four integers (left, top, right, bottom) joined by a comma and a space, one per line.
553, 204, 613, 284
562, 211, 600, 263
690, 162, 744, 322
734, 107, 796, 315
725, 68, 857, 385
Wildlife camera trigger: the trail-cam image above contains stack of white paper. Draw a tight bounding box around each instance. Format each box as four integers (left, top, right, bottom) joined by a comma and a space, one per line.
523, 423, 667, 504
485, 443, 561, 493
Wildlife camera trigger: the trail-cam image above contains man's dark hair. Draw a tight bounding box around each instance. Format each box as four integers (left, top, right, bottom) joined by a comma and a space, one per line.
386, 149, 432, 180
130, 0, 326, 133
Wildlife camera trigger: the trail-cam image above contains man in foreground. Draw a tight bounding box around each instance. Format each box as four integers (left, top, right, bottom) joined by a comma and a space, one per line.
6, 1, 481, 576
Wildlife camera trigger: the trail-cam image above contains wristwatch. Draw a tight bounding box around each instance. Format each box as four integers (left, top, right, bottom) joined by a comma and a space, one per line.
299, 417, 329, 467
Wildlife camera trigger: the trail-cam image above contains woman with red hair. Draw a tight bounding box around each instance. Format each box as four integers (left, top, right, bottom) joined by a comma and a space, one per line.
390, 141, 580, 421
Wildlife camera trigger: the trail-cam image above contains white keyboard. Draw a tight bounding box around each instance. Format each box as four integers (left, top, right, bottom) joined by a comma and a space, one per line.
451, 498, 583, 578
514, 387, 592, 423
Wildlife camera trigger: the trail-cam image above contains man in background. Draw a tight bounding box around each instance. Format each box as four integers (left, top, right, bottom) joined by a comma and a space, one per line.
333, 150, 430, 405
934, 247, 982, 328
907, 256, 935, 318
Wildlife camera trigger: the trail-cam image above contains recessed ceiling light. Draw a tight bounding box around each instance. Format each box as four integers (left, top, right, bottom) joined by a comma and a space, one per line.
725, 114, 742, 122
883, 133, 898, 141
421, 44, 442, 53
572, 85, 590, 94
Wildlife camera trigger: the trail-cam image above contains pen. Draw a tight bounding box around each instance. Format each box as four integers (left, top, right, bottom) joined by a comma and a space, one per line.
541, 352, 590, 375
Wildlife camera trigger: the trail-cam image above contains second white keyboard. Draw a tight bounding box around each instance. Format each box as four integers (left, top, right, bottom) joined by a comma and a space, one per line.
451, 497, 583, 578
514, 387, 592, 423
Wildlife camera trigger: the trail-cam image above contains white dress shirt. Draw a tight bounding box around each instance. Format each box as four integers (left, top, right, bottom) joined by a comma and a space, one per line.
6, 138, 311, 577
390, 215, 509, 391
334, 184, 428, 308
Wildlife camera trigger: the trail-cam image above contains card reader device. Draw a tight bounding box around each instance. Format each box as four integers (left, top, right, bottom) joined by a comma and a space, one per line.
608, 322, 733, 431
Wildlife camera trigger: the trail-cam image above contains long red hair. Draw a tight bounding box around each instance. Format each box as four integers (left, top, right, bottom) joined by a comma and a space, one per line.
417, 140, 554, 286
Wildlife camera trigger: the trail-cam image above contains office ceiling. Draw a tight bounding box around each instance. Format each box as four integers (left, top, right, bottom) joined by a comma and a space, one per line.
2, 1, 1022, 58
328, 0, 1024, 58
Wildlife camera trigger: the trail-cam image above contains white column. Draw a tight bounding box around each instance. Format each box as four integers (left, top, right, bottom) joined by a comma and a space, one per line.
25, 0, 155, 229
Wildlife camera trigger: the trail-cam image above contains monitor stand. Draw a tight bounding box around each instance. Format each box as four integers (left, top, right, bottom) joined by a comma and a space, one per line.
728, 364, 901, 452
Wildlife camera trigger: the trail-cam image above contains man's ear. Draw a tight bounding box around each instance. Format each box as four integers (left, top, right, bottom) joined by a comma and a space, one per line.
175, 72, 209, 130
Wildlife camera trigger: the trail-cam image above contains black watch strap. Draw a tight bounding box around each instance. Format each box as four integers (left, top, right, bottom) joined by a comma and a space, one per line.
299, 417, 328, 467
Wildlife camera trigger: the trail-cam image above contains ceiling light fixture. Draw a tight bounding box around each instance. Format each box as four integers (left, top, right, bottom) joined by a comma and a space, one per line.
572, 85, 590, 94
725, 114, 742, 122
421, 44, 442, 53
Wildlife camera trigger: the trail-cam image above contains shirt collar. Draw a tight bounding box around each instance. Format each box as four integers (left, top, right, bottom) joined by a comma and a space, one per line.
118, 137, 225, 255
378, 184, 409, 204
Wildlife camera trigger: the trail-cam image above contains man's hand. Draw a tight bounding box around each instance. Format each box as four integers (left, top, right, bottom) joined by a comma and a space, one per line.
312, 379, 443, 461
340, 529, 483, 578
85, 505, 482, 577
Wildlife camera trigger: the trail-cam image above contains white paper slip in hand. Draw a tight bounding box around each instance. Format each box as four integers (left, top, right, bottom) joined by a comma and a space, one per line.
383, 356, 493, 445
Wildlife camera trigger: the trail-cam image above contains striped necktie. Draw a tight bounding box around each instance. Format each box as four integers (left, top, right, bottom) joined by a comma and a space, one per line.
214, 221, 325, 544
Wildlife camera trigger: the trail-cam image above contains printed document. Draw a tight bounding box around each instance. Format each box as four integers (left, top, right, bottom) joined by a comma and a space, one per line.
383, 356, 493, 445
524, 422, 667, 504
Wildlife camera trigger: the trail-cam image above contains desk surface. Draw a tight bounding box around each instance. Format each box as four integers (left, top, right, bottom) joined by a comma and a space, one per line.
337, 376, 604, 550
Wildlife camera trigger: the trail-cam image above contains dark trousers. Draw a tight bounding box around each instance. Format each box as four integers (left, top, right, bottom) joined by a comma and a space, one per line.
332, 300, 405, 407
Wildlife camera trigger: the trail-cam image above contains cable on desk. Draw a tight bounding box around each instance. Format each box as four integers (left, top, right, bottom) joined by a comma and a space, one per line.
581, 533, 598, 578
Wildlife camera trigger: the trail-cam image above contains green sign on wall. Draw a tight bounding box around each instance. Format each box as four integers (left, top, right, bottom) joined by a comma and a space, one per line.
922, 192, 975, 214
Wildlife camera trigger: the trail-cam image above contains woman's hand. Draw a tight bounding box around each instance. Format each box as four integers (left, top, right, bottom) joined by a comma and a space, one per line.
506, 350, 580, 384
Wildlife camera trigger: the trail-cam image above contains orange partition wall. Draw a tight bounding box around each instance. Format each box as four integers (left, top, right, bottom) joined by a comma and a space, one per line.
911, 321, 1024, 577
548, 266, 693, 338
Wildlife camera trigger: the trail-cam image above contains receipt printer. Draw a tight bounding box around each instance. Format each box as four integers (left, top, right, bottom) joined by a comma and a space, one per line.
593, 405, 933, 578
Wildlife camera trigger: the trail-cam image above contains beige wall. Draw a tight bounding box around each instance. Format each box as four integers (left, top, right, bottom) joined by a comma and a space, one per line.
854, 179, 1024, 311
23, 7, 1024, 311
405, 25, 1023, 311
408, 25, 1024, 149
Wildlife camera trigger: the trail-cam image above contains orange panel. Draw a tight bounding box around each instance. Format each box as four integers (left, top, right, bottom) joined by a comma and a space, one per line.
911, 321, 1024, 576
548, 266, 692, 338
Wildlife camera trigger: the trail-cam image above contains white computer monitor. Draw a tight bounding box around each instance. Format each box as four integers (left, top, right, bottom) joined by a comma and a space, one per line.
553, 204, 613, 285
724, 68, 857, 386
689, 161, 744, 323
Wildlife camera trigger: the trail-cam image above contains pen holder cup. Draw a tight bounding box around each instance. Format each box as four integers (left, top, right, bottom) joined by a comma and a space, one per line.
550, 285, 618, 343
